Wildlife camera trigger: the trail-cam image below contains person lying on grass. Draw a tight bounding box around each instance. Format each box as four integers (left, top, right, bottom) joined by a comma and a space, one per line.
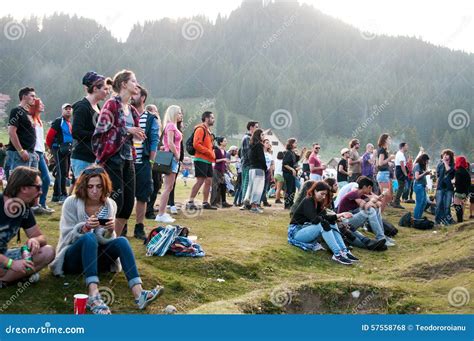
49, 165, 163, 314
288, 181, 359, 265
0, 167, 55, 286
337, 176, 396, 247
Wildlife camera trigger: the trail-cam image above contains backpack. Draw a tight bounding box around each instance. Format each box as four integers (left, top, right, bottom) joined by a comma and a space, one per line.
399, 212, 412, 227
366, 219, 398, 237
185, 126, 207, 155
413, 217, 434, 230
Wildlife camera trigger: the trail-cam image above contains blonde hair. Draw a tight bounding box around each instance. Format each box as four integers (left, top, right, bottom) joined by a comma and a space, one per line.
112, 69, 134, 93
163, 105, 182, 126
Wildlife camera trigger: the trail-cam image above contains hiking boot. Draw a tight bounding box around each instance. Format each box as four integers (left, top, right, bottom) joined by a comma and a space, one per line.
121, 224, 128, 237
366, 239, 387, 251
331, 254, 353, 265
202, 202, 218, 210
186, 202, 199, 210
391, 203, 405, 209
134, 223, 147, 241
145, 212, 156, 220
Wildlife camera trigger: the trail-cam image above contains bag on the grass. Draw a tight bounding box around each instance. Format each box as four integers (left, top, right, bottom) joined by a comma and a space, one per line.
413, 217, 434, 230
399, 212, 412, 227
382, 220, 398, 237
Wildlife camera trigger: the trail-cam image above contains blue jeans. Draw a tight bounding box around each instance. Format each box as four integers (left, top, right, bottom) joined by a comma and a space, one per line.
71, 158, 93, 178
293, 223, 347, 255
63, 233, 142, 288
435, 189, 454, 224
36, 152, 51, 206
347, 208, 385, 240
413, 183, 427, 219
7, 150, 39, 171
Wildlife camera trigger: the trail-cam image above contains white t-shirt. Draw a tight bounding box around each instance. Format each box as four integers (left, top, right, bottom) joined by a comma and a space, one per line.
274, 159, 283, 176
264, 152, 273, 170
34, 123, 45, 153
395, 151, 406, 167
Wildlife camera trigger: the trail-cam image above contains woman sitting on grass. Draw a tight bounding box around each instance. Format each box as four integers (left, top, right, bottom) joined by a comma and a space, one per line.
50, 165, 163, 314
288, 181, 358, 265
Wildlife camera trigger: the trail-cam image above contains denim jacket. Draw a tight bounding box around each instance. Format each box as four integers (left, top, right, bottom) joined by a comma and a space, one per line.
436, 161, 455, 191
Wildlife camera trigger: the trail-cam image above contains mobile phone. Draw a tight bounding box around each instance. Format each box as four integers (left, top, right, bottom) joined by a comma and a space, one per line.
98, 218, 111, 225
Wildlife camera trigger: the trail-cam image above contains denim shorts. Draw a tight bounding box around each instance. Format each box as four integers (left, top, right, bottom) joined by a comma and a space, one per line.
376, 171, 390, 184
0, 248, 22, 276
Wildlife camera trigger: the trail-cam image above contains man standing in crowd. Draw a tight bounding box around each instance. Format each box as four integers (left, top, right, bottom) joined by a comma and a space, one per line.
308, 143, 326, 181
392, 142, 409, 209
7, 87, 39, 172
46, 104, 73, 204
187, 111, 217, 210
239, 121, 259, 209
145, 105, 163, 220
0, 167, 55, 286
131, 86, 159, 240
348, 139, 362, 182
71, 71, 110, 178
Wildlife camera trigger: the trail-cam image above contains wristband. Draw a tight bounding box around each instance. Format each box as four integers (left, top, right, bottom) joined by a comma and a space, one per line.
18, 149, 24, 154
6, 258, 13, 270
150, 159, 155, 164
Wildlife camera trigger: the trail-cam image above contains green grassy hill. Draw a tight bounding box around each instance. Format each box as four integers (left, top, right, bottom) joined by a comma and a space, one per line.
1, 178, 472, 314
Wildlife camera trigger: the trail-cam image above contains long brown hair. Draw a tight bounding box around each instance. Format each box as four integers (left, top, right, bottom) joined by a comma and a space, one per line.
74, 166, 113, 203
250, 128, 264, 145
306, 181, 331, 208
377, 133, 390, 148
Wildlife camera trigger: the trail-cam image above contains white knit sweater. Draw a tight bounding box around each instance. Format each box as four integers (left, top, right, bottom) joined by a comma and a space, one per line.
49, 196, 121, 276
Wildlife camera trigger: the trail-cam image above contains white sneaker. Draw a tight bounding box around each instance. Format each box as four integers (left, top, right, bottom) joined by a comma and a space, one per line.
155, 213, 175, 224
170, 206, 178, 215
384, 238, 396, 247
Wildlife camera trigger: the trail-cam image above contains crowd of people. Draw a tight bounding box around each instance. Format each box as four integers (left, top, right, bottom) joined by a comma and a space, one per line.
0, 69, 473, 312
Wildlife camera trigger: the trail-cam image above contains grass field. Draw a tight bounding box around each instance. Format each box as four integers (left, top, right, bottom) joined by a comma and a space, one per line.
1, 177, 473, 315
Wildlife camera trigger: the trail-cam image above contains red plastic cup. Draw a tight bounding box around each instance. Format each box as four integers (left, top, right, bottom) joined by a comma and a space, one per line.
74, 294, 88, 315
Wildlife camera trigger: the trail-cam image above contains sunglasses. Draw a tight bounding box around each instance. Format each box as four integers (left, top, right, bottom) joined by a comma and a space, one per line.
82, 168, 106, 175
28, 184, 42, 191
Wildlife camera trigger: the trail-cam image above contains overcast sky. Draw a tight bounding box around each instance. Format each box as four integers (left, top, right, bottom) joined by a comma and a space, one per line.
3, 0, 474, 53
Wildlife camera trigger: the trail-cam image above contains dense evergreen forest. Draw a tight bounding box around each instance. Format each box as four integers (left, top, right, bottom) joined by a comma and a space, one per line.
0, 1, 472, 158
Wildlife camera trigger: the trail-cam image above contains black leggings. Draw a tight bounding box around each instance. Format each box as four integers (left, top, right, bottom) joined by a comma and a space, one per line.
105, 158, 135, 219
146, 168, 163, 215
283, 172, 296, 209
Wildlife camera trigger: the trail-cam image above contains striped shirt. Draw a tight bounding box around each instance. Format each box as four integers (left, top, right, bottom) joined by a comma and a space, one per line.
134, 111, 148, 164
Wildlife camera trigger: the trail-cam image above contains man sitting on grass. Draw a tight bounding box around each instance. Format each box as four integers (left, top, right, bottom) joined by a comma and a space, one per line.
0, 166, 55, 286
337, 176, 396, 247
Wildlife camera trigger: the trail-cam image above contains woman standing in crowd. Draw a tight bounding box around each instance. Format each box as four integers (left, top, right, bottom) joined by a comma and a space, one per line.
288, 181, 358, 265
413, 153, 431, 220
50, 166, 162, 314
274, 151, 285, 204
155, 105, 183, 223
166, 113, 184, 215
435, 149, 456, 225
260, 139, 274, 207
376, 133, 395, 212
282, 138, 299, 209
29, 98, 54, 214
453, 156, 470, 223
337, 148, 350, 188
211, 136, 232, 208
92, 70, 145, 235
71, 71, 110, 178
244, 129, 267, 213
301, 147, 310, 181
